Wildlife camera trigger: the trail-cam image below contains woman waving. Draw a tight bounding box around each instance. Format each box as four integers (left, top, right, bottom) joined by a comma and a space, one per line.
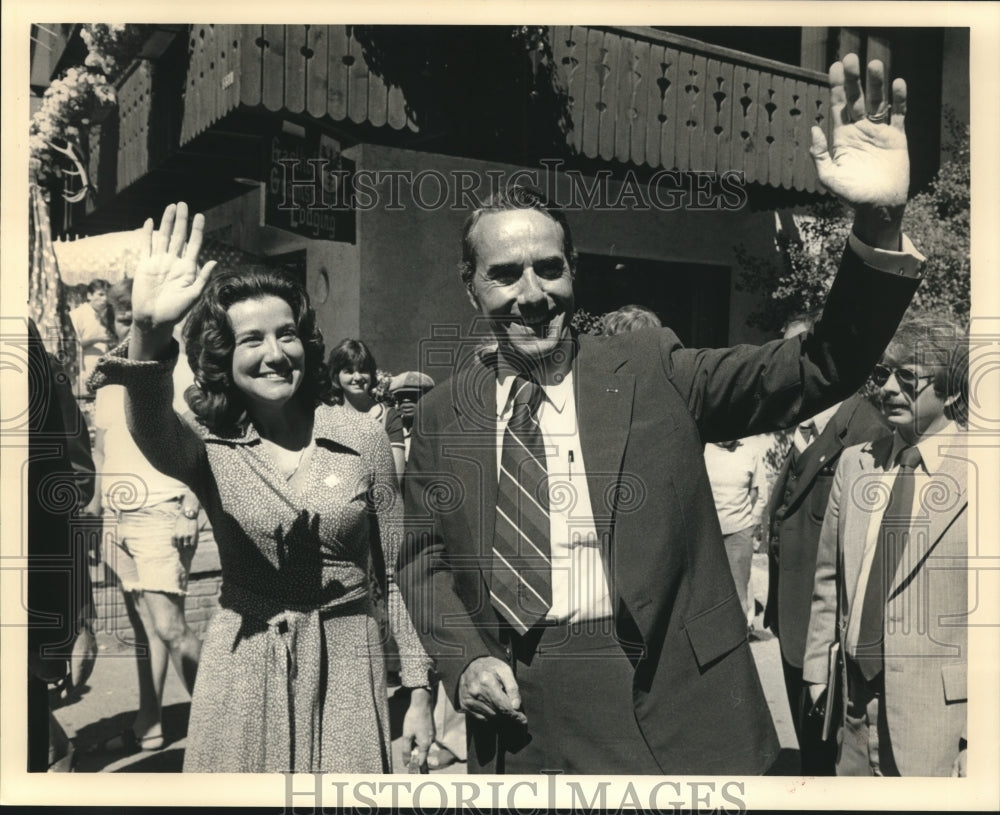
92, 203, 433, 773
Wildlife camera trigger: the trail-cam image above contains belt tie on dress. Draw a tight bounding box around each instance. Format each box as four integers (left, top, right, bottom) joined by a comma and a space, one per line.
222, 583, 368, 772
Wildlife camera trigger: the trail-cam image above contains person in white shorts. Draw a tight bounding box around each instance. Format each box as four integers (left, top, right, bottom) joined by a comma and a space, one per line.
88, 277, 202, 754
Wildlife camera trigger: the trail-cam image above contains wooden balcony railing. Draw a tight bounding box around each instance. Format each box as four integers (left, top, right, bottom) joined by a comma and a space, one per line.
179, 23, 417, 146
95, 24, 834, 198
551, 26, 830, 191
116, 60, 154, 191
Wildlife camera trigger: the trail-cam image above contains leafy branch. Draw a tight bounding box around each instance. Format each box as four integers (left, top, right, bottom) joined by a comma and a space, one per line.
734, 113, 970, 332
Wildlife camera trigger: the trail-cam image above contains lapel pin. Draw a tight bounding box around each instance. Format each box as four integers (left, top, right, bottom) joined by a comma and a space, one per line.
606, 388, 619, 393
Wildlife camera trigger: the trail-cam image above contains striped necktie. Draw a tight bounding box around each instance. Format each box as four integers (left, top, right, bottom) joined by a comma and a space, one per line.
855, 445, 923, 680
490, 375, 552, 634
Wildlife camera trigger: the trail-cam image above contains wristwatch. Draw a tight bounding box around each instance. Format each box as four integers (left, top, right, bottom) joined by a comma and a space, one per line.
181, 504, 199, 520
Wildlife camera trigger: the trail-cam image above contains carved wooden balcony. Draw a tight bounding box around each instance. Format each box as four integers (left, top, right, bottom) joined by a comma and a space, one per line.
99, 24, 834, 199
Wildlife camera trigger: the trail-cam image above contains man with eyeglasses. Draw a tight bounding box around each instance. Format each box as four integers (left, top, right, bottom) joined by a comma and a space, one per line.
763, 310, 891, 776
802, 316, 969, 776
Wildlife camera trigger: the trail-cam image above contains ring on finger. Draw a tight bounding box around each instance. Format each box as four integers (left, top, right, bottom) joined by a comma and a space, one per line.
866, 109, 890, 124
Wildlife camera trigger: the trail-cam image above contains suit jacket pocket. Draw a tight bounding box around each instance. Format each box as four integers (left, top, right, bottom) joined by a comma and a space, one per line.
684, 592, 747, 669
941, 662, 967, 703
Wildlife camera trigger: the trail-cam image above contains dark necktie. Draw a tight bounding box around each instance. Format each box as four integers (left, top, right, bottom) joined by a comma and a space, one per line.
794, 420, 817, 454
800, 421, 816, 445
855, 445, 923, 680
490, 376, 552, 634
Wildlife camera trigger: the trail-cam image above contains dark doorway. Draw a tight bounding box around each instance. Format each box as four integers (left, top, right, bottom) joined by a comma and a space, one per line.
575, 253, 731, 347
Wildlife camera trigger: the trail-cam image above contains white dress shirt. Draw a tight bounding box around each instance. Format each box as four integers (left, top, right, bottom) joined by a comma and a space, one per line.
495, 369, 612, 623
793, 400, 842, 454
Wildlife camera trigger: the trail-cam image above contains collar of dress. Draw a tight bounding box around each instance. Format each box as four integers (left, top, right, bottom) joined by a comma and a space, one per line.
199, 403, 362, 456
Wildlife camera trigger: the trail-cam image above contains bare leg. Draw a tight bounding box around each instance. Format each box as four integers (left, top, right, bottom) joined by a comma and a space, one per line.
124, 590, 165, 744
141, 590, 201, 696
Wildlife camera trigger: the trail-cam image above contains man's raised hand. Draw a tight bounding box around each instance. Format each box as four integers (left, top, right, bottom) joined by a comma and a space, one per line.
810, 54, 909, 212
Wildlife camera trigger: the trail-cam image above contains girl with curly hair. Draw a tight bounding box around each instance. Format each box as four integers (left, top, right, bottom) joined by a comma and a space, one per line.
91, 203, 433, 773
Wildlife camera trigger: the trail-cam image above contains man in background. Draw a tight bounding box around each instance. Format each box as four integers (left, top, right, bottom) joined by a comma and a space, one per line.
68, 278, 112, 399
803, 316, 968, 776
764, 311, 890, 774
27, 319, 97, 771
390, 371, 436, 463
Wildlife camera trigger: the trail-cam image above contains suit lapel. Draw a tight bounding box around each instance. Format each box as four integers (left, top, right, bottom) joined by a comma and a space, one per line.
784, 423, 846, 511
842, 440, 883, 613
889, 441, 968, 596
766, 449, 793, 521
447, 358, 499, 566
575, 336, 635, 544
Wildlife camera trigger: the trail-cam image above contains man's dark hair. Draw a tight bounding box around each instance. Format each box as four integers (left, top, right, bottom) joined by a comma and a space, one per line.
86, 278, 110, 295
945, 336, 970, 427
458, 184, 577, 285
103, 277, 134, 335
106, 277, 133, 315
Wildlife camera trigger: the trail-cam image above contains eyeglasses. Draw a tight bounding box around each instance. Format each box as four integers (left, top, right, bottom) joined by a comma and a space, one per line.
872, 363, 935, 391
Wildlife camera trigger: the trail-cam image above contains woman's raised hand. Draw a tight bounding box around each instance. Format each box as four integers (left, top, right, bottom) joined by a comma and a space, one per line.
132, 202, 217, 335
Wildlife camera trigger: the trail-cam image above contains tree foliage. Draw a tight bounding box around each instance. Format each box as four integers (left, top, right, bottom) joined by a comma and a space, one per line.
734, 114, 970, 333
571, 308, 606, 335
901, 113, 971, 320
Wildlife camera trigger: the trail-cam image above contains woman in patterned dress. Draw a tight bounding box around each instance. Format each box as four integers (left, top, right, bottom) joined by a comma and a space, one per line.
92, 202, 434, 773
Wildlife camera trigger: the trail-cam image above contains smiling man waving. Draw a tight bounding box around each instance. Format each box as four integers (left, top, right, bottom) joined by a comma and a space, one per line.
399, 55, 928, 774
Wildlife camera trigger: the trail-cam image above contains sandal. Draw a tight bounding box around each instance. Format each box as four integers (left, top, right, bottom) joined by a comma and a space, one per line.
91, 728, 165, 755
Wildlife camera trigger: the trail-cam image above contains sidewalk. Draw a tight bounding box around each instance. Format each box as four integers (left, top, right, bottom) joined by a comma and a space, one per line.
51, 632, 466, 774
51, 554, 796, 773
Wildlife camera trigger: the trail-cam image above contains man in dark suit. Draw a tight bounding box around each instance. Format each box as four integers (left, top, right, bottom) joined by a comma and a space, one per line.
763, 322, 890, 774
398, 55, 924, 774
